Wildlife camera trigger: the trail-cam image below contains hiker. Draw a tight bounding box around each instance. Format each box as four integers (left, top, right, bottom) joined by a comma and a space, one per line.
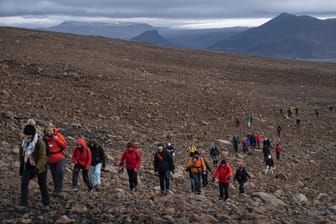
287, 109, 292, 118
263, 137, 271, 148
265, 154, 275, 174
187, 151, 206, 194
210, 145, 220, 167
18, 123, 49, 212
296, 118, 301, 126
276, 125, 282, 137
44, 126, 67, 194
213, 160, 232, 200
186, 152, 195, 192
280, 109, 283, 115
119, 142, 141, 191
166, 142, 175, 157
235, 116, 240, 127
262, 145, 270, 162
250, 133, 256, 149
329, 105, 333, 112
232, 134, 240, 153
202, 158, 212, 188
154, 144, 174, 196
275, 143, 282, 160
233, 165, 251, 194
246, 115, 252, 128
72, 138, 93, 192
186, 144, 197, 153
315, 110, 320, 119
256, 134, 262, 149
88, 140, 105, 191
242, 139, 248, 153
295, 107, 299, 116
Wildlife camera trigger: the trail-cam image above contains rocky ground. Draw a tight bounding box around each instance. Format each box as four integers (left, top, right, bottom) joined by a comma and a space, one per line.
0, 27, 336, 223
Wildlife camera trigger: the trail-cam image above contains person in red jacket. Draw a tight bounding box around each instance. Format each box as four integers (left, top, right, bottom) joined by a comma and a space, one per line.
213, 160, 233, 200
275, 143, 282, 160
119, 142, 141, 191
72, 138, 93, 192
44, 126, 67, 194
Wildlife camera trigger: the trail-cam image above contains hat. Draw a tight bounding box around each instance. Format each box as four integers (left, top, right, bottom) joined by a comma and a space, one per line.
221, 160, 226, 165
23, 124, 36, 136
126, 142, 133, 148
167, 142, 171, 146
45, 127, 54, 132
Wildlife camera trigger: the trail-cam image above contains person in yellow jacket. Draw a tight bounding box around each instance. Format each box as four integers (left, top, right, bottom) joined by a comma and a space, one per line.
186, 144, 197, 153
187, 151, 206, 194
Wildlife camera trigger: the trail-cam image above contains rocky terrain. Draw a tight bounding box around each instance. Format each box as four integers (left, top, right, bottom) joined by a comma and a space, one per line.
0, 27, 336, 224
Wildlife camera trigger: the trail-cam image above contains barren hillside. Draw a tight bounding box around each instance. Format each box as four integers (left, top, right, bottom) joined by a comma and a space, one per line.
0, 27, 336, 224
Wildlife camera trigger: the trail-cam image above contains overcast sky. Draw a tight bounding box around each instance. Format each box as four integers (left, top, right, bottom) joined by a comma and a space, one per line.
1, 0, 336, 29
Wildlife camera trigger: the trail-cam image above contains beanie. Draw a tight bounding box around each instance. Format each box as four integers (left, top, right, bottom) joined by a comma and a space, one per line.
23, 124, 36, 136
221, 159, 226, 165
157, 143, 164, 149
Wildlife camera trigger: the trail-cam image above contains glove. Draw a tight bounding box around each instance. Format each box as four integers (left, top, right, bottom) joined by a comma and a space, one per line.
118, 168, 124, 173
227, 176, 231, 181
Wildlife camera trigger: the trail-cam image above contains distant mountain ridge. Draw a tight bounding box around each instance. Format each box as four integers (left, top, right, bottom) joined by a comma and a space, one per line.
45, 21, 155, 39
210, 13, 336, 59
131, 30, 172, 46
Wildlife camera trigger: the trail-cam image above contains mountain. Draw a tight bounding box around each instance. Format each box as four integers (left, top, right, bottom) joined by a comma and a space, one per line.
159, 27, 247, 49
210, 13, 336, 59
45, 21, 155, 39
131, 30, 173, 46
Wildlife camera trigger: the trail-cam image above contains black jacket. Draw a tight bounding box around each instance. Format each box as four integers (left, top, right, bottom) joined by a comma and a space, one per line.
210, 147, 219, 156
90, 145, 105, 168
234, 168, 251, 183
154, 149, 174, 173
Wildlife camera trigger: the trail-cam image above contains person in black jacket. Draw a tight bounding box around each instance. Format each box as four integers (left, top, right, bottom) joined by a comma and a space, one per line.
88, 140, 105, 191
210, 145, 219, 168
154, 143, 174, 196
233, 165, 251, 193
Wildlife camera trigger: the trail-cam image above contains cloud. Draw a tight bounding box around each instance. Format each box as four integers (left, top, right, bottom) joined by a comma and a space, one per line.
0, 0, 335, 28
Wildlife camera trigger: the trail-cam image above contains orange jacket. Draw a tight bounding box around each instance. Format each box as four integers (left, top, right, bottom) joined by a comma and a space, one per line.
188, 157, 206, 173
46, 129, 67, 163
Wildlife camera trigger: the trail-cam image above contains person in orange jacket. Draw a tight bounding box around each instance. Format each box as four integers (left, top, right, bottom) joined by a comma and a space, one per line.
213, 160, 232, 200
72, 138, 93, 192
44, 126, 67, 193
188, 151, 206, 194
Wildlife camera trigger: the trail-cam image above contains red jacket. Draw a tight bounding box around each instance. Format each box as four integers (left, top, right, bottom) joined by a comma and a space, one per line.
46, 128, 67, 163
72, 138, 92, 170
275, 145, 282, 153
213, 163, 233, 183
256, 135, 262, 143
119, 144, 141, 170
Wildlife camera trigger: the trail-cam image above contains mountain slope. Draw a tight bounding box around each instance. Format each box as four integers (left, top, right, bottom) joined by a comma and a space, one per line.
0, 27, 336, 223
210, 13, 336, 58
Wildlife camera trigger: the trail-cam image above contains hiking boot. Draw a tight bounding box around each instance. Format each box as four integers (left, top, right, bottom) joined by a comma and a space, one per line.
72, 187, 78, 192
17, 205, 29, 213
